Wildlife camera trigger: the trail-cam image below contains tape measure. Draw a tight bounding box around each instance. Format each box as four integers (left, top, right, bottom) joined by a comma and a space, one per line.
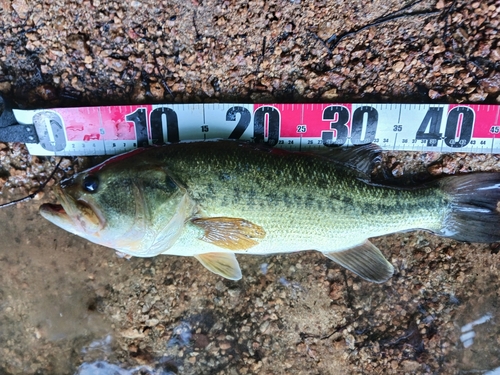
4, 102, 500, 156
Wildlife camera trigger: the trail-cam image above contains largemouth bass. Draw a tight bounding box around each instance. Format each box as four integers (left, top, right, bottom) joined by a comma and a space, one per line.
40, 141, 500, 282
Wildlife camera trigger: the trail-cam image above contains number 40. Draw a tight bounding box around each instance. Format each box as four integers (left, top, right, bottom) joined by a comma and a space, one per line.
416, 106, 474, 148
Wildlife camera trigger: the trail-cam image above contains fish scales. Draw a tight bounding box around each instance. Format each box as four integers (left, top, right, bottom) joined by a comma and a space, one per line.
142, 142, 446, 255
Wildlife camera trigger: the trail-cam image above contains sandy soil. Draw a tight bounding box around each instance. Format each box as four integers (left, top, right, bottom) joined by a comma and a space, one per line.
1, 0, 500, 374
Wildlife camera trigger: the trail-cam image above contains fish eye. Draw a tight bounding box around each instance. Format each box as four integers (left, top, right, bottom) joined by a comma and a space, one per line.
82, 175, 99, 193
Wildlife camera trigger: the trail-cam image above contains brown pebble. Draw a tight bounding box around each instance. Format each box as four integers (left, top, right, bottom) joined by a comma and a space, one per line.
479, 73, 500, 94
193, 333, 209, 349
11, 0, 29, 18
468, 91, 488, 102
490, 48, 500, 62
219, 341, 231, 350
329, 283, 344, 300
393, 61, 405, 72
427, 163, 442, 176
149, 82, 165, 100
104, 58, 127, 72
391, 163, 404, 177
428, 89, 443, 99
321, 88, 338, 100
35, 85, 57, 101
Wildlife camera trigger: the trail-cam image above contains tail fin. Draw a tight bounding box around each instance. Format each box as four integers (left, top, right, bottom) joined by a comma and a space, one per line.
439, 173, 500, 243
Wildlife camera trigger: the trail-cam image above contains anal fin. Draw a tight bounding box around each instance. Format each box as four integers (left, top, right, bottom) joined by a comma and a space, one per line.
323, 240, 394, 283
195, 252, 242, 280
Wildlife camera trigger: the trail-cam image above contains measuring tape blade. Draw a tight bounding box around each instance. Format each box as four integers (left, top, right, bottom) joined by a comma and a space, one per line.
9, 103, 500, 156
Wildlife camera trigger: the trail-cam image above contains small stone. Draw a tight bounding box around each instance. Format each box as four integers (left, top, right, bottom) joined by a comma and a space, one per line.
104, 58, 127, 72
455, 28, 469, 40
294, 79, 306, 95
321, 88, 338, 100
35, 84, 57, 101
479, 74, 500, 94
145, 319, 159, 327
149, 82, 164, 100
427, 164, 442, 176
435, 0, 445, 9
433, 44, 446, 54
251, 361, 262, 371
317, 22, 335, 40
391, 163, 404, 177
0, 81, 11, 93
219, 341, 231, 350
128, 28, 139, 40
259, 321, 270, 333
468, 91, 488, 102
428, 89, 443, 99
11, 0, 29, 18
345, 334, 355, 349
402, 360, 420, 372
393, 61, 405, 72
441, 65, 459, 74
66, 34, 87, 51
120, 328, 145, 339
71, 77, 84, 91
144, 63, 155, 74
193, 333, 209, 349
490, 49, 500, 62
31, 191, 44, 200
329, 284, 343, 300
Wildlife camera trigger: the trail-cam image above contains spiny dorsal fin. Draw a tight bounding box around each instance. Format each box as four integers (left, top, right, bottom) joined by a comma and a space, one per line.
323, 240, 394, 283
191, 217, 266, 250
195, 252, 242, 280
312, 143, 382, 178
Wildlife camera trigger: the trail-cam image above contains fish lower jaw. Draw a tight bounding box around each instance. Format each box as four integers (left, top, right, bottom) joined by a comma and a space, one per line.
39, 203, 66, 215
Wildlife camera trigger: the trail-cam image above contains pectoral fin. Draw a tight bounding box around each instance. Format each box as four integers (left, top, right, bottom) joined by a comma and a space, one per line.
323, 240, 394, 283
195, 252, 242, 280
191, 217, 266, 250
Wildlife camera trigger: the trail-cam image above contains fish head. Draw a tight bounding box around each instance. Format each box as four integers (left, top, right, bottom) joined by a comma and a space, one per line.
40, 152, 192, 256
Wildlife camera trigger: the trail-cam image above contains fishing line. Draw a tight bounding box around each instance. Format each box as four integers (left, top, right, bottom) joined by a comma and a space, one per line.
0, 157, 64, 209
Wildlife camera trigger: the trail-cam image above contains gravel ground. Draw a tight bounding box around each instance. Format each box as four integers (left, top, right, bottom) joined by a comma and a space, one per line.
1, 0, 500, 374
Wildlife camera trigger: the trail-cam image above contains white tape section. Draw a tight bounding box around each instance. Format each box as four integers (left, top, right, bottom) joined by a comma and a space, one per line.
13, 103, 500, 156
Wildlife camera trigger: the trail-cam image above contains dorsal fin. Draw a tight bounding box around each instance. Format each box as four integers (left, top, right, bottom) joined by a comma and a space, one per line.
313, 143, 382, 178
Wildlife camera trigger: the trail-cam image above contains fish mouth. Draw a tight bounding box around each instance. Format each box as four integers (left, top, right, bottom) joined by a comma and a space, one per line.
39, 203, 66, 215
40, 188, 105, 235
39, 184, 73, 226
39, 201, 79, 234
